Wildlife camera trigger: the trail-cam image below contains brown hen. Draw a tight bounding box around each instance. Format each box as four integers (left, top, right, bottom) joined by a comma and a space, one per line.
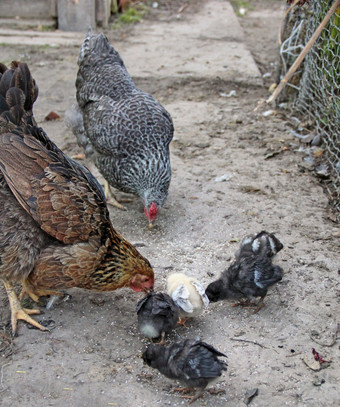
0, 62, 154, 334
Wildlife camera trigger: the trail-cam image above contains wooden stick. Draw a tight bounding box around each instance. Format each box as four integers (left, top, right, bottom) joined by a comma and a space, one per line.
267, 0, 340, 104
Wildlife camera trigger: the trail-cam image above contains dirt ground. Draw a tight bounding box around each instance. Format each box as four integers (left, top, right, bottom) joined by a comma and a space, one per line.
0, 1, 339, 406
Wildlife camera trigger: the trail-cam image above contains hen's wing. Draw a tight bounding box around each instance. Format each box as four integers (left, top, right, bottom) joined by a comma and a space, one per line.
0, 127, 109, 245
82, 94, 173, 155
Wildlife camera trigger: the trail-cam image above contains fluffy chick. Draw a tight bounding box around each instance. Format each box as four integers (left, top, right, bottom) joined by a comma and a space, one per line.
167, 273, 209, 323
142, 338, 227, 404
136, 291, 179, 344
206, 231, 283, 312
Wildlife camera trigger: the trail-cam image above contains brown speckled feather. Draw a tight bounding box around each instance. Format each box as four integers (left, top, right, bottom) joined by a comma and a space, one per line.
0, 131, 109, 244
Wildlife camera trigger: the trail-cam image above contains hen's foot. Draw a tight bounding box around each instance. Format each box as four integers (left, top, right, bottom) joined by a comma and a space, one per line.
71, 153, 85, 160
2, 280, 49, 334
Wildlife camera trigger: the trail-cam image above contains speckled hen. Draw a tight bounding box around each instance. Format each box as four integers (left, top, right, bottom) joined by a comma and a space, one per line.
69, 31, 174, 228
205, 231, 284, 312
0, 62, 154, 334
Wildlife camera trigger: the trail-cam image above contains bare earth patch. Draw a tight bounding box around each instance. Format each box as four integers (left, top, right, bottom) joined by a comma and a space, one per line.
0, 1, 338, 406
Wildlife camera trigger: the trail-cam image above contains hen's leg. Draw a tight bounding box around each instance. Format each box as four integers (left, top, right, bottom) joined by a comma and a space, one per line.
104, 180, 128, 210
2, 280, 48, 334
19, 279, 64, 303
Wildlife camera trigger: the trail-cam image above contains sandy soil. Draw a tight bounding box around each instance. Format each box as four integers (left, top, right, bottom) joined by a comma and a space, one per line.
0, 1, 339, 406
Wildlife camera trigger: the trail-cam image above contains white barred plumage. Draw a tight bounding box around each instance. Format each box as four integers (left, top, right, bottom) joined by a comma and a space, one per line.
69, 31, 174, 227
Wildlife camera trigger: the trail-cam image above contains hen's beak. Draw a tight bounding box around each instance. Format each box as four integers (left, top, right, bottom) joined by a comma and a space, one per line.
148, 222, 153, 230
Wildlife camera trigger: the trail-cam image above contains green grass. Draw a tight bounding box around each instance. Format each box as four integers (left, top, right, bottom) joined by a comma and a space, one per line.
112, 4, 148, 28
230, 0, 251, 16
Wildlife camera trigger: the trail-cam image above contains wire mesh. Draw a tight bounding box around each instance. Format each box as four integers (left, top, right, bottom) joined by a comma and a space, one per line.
280, 0, 340, 221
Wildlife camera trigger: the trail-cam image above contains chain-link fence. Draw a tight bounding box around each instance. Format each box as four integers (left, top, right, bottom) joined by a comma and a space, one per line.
279, 0, 340, 221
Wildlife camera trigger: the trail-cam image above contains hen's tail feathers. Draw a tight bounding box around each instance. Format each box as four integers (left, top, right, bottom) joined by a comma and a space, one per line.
0, 61, 38, 128
65, 103, 95, 159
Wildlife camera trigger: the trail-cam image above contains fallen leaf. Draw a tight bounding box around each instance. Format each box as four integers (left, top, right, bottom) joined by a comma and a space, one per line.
45, 111, 60, 121
302, 356, 321, 371
244, 388, 258, 405
313, 149, 324, 158
264, 150, 281, 159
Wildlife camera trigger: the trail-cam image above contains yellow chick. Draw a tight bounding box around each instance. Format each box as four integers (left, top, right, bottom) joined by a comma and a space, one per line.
167, 273, 209, 321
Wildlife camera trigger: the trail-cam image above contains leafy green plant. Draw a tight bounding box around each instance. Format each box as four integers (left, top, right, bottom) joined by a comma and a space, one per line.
111, 3, 148, 28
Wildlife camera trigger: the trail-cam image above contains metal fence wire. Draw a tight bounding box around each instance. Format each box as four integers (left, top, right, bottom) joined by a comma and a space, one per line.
280, 0, 340, 221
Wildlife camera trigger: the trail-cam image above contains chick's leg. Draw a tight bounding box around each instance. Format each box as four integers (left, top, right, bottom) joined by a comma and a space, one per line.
234, 297, 265, 313
180, 387, 225, 404
158, 331, 166, 345
176, 388, 204, 404
173, 387, 194, 394
2, 280, 48, 334
232, 298, 252, 307
253, 296, 265, 314
177, 317, 189, 326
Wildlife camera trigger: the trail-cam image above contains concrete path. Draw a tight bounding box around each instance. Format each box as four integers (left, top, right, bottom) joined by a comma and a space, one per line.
123, 1, 262, 85
0, 0, 261, 85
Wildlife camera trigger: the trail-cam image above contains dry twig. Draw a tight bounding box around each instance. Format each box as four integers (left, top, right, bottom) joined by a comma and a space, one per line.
230, 337, 278, 353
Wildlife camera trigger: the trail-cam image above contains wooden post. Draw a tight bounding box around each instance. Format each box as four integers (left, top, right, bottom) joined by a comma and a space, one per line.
96, 0, 111, 28
58, 0, 96, 32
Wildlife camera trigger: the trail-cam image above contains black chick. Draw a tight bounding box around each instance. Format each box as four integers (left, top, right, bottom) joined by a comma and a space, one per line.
136, 292, 179, 344
142, 338, 227, 404
206, 231, 284, 312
